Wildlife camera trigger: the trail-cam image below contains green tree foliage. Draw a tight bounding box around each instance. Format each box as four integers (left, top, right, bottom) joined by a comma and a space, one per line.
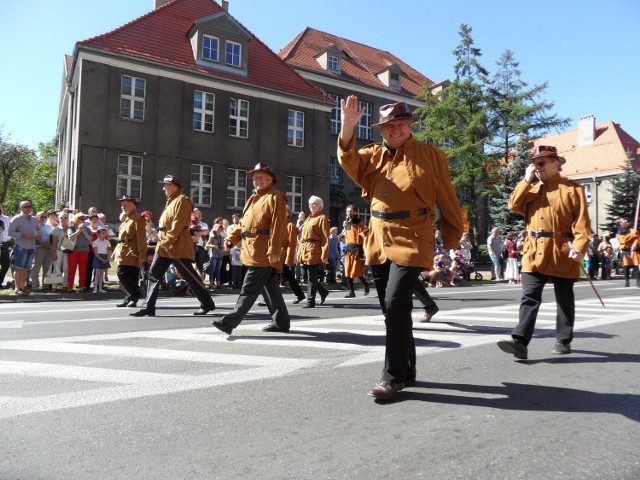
601, 150, 640, 233
486, 49, 570, 162
0, 129, 57, 214
414, 24, 490, 239
487, 135, 529, 234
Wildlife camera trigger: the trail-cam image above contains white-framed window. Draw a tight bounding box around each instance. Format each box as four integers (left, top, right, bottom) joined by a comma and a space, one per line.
203, 34, 219, 62
584, 183, 592, 205
116, 154, 143, 199
357, 101, 372, 140
227, 168, 247, 209
229, 98, 249, 138
328, 55, 339, 72
120, 75, 145, 121
190, 164, 213, 207
356, 207, 370, 227
329, 156, 343, 185
285, 176, 303, 213
328, 93, 342, 135
287, 110, 304, 147
225, 40, 241, 67
390, 71, 401, 89
193, 91, 215, 133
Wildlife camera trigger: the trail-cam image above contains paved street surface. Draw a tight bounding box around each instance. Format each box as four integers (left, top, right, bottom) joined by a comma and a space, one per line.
1, 279, 638, 479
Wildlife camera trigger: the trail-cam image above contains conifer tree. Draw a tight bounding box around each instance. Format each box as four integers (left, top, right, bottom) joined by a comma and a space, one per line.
601, 150, 640, 233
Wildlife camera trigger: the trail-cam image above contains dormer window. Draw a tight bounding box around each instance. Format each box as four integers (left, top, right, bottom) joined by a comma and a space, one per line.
189, 12, 251, 76
328, 55, 339, 72
203, 35, 219, 62
377, 65, 403, 91
225, 40, 241, 67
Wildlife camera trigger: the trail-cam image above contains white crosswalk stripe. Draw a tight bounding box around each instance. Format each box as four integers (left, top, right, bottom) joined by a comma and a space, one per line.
0, 296, 638, 419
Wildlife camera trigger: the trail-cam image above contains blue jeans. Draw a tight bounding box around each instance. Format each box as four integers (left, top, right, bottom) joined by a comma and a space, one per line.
208, 256, 223, 284
13, 245, 35, 270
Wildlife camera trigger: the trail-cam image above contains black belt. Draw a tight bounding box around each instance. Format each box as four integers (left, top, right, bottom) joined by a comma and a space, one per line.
301, 239, 319, 244
371, 207, 429, 220
157, 227, 166, 231
241, 229, 270, 238
529, 231, 573, 239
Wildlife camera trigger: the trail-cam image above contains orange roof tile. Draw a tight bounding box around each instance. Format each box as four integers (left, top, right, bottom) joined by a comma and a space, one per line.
76, 0, 326, 102
279, 27, 432, 97
531, 121, 640, 179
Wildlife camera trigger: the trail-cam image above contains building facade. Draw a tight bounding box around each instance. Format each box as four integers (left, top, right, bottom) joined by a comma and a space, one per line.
56, 0, 332, 222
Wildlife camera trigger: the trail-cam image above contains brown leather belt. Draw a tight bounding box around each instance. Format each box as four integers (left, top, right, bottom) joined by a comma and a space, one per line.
529, 231, 573, 238
241, 229, 269, 238
371, 208, 429, 220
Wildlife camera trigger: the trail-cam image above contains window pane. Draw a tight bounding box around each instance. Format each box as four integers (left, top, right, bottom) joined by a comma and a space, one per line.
121, 76, 132, 96
134, 79, 145, 98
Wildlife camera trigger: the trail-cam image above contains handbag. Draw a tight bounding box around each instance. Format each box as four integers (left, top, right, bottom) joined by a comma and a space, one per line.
61, 237, 76, 252
43, 263, 64, 285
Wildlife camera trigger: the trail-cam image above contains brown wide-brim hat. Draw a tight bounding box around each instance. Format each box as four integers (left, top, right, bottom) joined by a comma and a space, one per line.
372, 102, 419, 128
118, 195, 138, 205
74, 211, 88, 220
527, 145, 566, 165
158, 175, 182, 188
246, 162, 277, 184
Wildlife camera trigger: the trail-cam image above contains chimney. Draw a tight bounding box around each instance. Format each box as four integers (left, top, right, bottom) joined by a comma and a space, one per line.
154, 0, 172, 8
577, 115, 596, 146
220, 0, 229, 11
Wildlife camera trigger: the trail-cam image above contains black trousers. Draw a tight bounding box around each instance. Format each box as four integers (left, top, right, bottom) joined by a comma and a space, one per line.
302, 263, 328, 305
412, 280, 437, 311
512, 271, 575, 346
0, 242, 10, 286
371, 260, 423, 384
222, 266, 290, 330
282, 264, 304, 299
84, 251, 95, 290
117, 265, 142, 303
142, 253, 215, 311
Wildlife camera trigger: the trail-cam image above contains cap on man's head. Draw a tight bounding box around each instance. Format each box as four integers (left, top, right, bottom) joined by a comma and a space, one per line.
527, 145, 566, 165
159, 175, 182, 188
372, 102, 419, 128
118, 195, 138, 205
246, 163, 277, 184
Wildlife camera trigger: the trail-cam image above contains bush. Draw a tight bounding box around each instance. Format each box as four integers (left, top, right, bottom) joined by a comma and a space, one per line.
472, 244, 491, 264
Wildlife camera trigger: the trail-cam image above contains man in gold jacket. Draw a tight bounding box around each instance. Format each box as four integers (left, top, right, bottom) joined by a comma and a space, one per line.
342, 204, 370, 298
211, 163, 290, 335
131, 175, 215, 317
339, 97, 463, 400
498, 146, 591, 360
115, 195, 147, 308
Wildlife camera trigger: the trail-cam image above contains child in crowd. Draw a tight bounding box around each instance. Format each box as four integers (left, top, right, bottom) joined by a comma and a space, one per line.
91, 227, 111, 293
229, 243, 243, 289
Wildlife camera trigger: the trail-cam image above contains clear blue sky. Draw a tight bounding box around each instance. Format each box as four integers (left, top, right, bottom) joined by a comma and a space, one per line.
1, 0, 639, 151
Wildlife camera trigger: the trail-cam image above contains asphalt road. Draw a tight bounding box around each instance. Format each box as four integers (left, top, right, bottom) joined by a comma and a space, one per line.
1, 278, 638, 480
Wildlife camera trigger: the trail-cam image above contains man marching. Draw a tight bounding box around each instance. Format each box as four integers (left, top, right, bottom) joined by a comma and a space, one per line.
130, 175, 215, 317
342, 205, 370, 298
115, 195, 147, 308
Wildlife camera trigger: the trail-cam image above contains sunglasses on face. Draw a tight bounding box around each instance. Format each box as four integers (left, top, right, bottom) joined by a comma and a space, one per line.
38, 216, 46, 219
535, 160, 557, 167
22, 205, 33, 208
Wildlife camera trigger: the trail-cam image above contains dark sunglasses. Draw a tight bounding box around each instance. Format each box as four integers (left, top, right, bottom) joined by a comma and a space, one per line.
22, 205, 33, 208
535, 160, 557, 167
38, 215, 46, 219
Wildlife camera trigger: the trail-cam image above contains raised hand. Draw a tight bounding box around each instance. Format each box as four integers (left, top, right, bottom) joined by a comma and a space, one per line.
340, 95, 365, 130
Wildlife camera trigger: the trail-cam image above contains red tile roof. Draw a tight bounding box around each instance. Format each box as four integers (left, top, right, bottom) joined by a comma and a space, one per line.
76, 0, 326, 102
531, 121, 640, 179
279, 27, 433, 97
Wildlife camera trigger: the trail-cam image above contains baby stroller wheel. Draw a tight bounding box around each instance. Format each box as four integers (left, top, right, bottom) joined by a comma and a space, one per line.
475, 272, 483, 281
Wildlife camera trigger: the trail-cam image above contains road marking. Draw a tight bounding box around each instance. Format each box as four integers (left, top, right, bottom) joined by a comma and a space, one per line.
0, 296, 637, 419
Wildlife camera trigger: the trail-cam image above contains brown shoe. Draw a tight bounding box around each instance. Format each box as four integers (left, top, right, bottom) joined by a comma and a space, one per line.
367, 380, 404, 400
420, 305, 439, 323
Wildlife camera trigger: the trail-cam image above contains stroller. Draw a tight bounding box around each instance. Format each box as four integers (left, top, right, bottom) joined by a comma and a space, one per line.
451, 250, 483, 281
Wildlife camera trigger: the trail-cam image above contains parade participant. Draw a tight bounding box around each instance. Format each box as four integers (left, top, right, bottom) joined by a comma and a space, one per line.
297, 195, 330, 308
211, 163, 290, 334
497, 145, 591, 359
115, 195, 147, 307
8, 200, 39, 295
339, 97, 463, 400
282, 205, 305, 304
615, 217, 639, 287
342, 204, 370, 298
130, 175, 215, 317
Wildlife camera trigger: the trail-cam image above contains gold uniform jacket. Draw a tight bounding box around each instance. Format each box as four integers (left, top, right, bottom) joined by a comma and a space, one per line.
616, 229, 639, 266
226, 185, 288, 271
509, 174, 592, 279
157, 192, 196, 260
344, 216, 366, 278
116, 211, 147, 267
284, 220, 298, 267
338, 136, 462, 268
297, 214, 330, 266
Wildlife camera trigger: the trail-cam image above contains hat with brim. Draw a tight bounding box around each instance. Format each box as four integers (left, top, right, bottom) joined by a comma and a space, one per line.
159, 175, 182, 188
246, 163, 277, 184
74, 212, 88, 219
527, 145, 566, 165
372, 102, 419, 128
118, 195, 138, 205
